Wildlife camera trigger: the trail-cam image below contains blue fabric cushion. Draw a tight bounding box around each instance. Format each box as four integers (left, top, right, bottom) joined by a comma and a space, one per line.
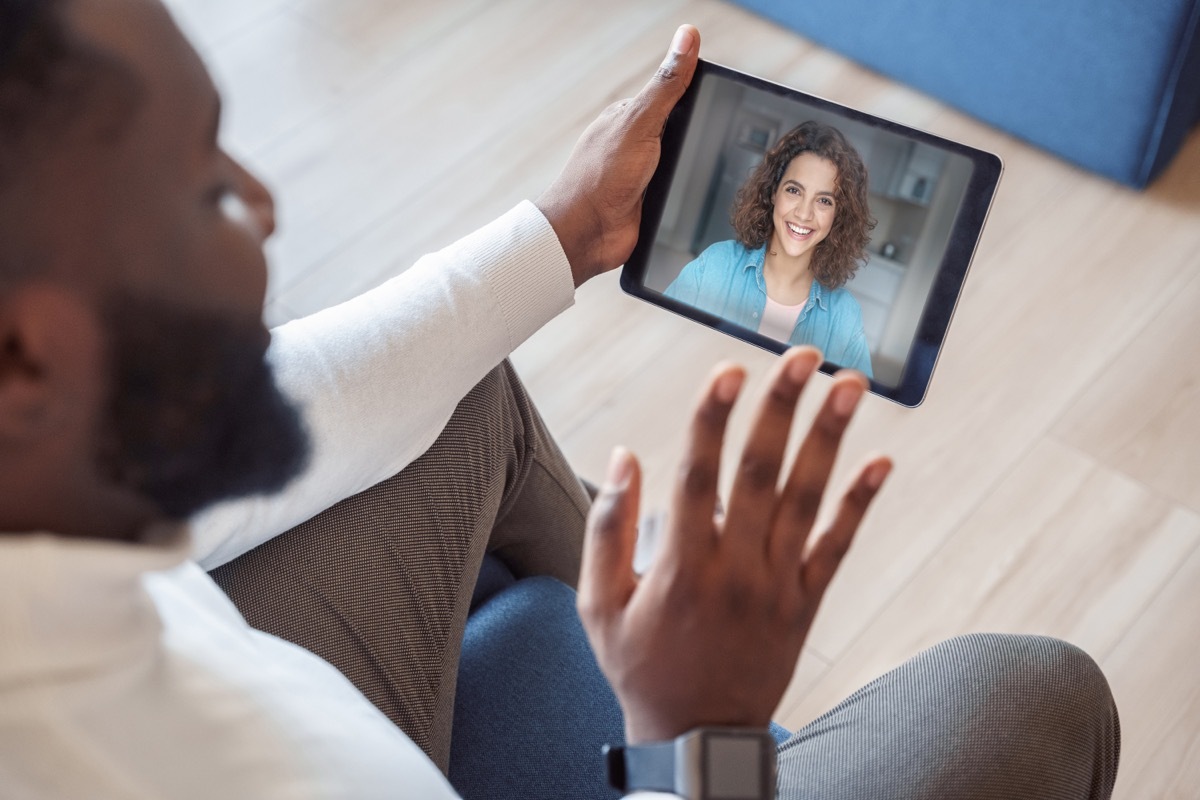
452, 576, 794, 798
728, 0, 1200, 187
469, 553, 517, 613
451, 577, 624, 799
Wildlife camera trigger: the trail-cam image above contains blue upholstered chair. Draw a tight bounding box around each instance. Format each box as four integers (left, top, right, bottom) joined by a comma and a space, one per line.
728, 0, 1200, 187
451, 556, 790, 799
450, 567, 624, 799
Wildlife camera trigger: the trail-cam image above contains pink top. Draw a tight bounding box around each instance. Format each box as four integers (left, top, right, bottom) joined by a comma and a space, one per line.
758, 295, 807, 341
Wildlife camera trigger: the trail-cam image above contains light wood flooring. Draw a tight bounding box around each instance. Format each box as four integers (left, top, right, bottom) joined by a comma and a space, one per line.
164, 1, 1200, 796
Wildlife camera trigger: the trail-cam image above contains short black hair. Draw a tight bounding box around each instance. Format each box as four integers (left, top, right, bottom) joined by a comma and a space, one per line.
1, 0, 144, 286
1, 0, 143, 169
0, 0, 72, 153
1, 0, 41, 65
0, 0, 69, 286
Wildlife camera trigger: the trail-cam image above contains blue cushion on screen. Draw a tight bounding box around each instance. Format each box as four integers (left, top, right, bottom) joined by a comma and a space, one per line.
728, 0, 1200, 187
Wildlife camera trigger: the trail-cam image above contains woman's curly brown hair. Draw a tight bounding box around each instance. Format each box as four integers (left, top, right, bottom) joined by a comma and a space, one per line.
730, 120, 875, 289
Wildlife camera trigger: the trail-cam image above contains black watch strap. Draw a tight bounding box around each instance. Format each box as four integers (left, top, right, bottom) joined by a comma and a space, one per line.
604, 728, 776, 799
604, 740, 675, 794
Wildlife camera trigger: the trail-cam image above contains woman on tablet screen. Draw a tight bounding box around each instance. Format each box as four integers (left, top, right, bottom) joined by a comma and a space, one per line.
665, 120, 876, 377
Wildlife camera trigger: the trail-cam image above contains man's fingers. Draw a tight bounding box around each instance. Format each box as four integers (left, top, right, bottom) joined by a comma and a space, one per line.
632, 24, 700, 131
666, 363, 744, 562
802, 456, 892, 596
579, 447, 642, 620
772, 372, 866, 560
724, 348, 821, 555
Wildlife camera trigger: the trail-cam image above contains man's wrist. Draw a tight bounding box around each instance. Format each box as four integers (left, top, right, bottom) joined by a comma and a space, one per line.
624, 713, 768, 746
605, 727, 777, 800
533, 195, 596, 288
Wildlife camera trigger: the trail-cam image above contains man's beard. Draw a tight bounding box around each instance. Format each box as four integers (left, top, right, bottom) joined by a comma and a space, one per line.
94, 293, 310, 521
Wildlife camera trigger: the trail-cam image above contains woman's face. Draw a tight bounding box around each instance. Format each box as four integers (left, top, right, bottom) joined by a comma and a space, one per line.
770, 152, 838, 265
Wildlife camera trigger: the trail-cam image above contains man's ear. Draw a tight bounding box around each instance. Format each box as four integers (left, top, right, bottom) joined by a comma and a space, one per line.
0, 285, 106, 444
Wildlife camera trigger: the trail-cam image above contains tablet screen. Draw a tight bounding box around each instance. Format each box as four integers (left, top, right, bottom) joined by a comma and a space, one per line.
621, 60, 1002, 407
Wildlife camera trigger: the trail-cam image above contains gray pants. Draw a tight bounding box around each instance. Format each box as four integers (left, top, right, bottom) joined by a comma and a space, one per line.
210, 362, 1119, 799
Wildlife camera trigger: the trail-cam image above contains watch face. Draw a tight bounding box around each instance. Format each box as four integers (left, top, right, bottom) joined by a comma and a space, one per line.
705, 735, 766, 800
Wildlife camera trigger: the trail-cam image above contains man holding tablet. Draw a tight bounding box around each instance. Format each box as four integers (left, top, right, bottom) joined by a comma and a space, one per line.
0, 1, 1117, 798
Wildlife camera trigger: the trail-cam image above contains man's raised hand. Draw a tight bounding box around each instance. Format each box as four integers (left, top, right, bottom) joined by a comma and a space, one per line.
577, 348, 892, 744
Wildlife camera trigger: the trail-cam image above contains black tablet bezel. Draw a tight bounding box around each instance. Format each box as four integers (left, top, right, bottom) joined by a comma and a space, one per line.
620, 59, 1003, 408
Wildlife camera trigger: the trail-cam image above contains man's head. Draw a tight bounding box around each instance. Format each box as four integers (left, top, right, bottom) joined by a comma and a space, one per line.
0, 0, 308, 539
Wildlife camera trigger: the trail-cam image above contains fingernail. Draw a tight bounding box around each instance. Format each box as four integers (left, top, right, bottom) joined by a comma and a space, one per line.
865, 460, 891, 490
833, 384, 861, 417
605, 446, 634, 491
671, 25, 695, 55
788, 351, 814, 383
715, 370, 742, 403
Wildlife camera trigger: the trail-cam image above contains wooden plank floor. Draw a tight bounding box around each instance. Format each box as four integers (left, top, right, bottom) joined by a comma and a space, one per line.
164, 0, 1200, 795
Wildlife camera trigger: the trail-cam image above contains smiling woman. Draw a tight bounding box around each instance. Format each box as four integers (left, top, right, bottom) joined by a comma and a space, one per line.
664, 120, 876, 377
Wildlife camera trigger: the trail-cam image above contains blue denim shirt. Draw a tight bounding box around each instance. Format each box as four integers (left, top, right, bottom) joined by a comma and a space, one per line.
664, 240, 873, 377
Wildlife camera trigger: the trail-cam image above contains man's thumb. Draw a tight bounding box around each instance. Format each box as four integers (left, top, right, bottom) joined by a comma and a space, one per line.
578, 447, 642, 616
635, 25, 700, 127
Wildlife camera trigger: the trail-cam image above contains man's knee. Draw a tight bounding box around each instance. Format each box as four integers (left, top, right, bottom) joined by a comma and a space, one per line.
926, 633, 1118, 734
933, 633, 1107, 688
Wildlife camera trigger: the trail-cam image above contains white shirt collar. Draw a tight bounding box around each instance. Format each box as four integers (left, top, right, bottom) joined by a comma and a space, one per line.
0, 526, 189, 682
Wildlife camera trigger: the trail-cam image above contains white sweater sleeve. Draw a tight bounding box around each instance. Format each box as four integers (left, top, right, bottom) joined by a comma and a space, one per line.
189, 202, 576, 569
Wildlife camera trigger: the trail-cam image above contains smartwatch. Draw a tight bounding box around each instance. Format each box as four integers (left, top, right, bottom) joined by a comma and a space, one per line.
603, 727, 777, 799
